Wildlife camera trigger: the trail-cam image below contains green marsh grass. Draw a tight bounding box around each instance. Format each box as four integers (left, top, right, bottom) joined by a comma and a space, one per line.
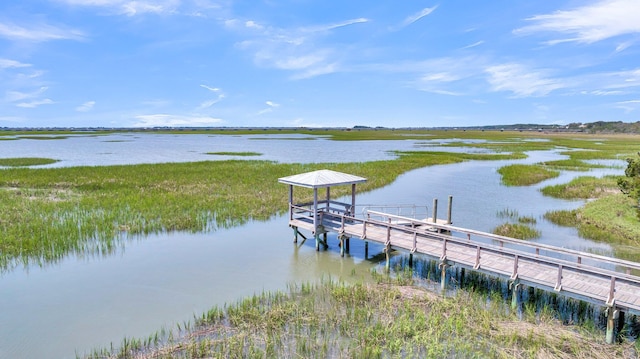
542, 176, 640, 260
84, 278, 632, 359
205, 151, 262, 156
497, 164, 560, 186
492, 223, 541, 240
0, 157, 59, 167
0, 150, 520, 270
541, 175, 620, 199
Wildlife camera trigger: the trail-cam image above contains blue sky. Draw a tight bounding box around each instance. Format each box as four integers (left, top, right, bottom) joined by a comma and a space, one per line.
1, 0, 639, 128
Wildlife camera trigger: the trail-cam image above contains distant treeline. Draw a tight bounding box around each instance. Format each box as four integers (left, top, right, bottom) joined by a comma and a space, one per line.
2, 120, 640, 134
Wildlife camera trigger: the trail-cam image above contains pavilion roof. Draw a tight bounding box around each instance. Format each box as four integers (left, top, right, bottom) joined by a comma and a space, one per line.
278, 169, 367, 189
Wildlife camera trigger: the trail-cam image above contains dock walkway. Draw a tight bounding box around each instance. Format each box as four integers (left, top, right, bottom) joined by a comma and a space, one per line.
279, 169, 640, 343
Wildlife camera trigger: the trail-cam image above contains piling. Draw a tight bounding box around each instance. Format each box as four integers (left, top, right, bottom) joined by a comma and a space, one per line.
510, 279, 521, 310
447, 195, 453, 224
432, 198, 438, 224
606, 306, 619, 344
439, 261, 449, 293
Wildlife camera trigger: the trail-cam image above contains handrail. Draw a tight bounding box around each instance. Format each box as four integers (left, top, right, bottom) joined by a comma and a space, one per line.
364, 209, 640, 273
321, 211, 640, 290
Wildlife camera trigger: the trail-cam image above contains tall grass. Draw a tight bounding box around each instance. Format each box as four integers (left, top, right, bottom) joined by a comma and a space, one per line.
83, 277, 633, 359
541, 175, 620, 199
497, 164, 560, 186
0, 151, 519, 271
0, 157, 59, 167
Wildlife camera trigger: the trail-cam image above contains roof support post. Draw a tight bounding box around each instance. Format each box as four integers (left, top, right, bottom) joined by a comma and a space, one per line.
351, 183, 356, 217
313, 187, 318, 234
326, 187, 330, 211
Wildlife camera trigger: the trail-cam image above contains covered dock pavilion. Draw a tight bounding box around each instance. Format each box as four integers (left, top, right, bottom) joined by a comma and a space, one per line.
278, 169, 367, 251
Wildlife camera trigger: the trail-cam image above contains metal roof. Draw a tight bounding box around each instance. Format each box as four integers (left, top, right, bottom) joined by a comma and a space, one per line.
278, 169, 367, 189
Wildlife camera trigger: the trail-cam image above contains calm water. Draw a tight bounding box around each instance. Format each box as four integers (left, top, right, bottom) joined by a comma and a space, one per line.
0, 134, 626, 358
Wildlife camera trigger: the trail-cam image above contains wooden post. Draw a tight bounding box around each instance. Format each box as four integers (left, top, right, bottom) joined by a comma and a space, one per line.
345, 237, 350, 253
510, 280, 521, 310
313, 188, 318, 233
351, 183, 356, 216
447, 195, 453, 224
315, 234, 320, 251
326, 187, 330, 211
432, 198, 438, 223
606, 305, 619, 344
439, 261, 449, 293
293, 227, 298, 243
385, 243, 391, 272
339, 235, 345, 257
409, 253, 413, 268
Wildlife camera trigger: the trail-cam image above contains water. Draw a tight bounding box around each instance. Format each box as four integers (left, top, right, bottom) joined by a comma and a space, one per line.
0, 134, 627, 358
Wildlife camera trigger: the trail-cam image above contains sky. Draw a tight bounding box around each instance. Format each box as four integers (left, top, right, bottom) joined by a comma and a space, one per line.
1, 0, 640, 128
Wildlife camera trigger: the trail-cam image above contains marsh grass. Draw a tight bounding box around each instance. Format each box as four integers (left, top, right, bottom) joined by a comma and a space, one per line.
0, 150, 518, 270
541, 175, 620, 199
492, 223, 541, 240
83, 277, 633, 359
542, 176, 640, 260
540, 159, 605, 171
205, 151, 262, 156
0, 157, 59, 167
497, 164, 560, 186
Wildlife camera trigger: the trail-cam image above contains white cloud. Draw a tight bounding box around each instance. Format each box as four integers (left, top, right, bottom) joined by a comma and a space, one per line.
514, 0, 640, 45
197, 85, 225, 109
0, 21, 85, 42
401, 6, 438, 27
200, 84, 220, 92
0, 59, 31, 69
76, 101, 96, 112
53, 0, 181, 16
257, 100, 280, 115
485, 63, 565, 97
133, 113, 223, 127
16, 99, 54, 108
615, 99, 640, 113
461, 41, 484, 50
231, 17, 367, 79
5, 86, 49, 102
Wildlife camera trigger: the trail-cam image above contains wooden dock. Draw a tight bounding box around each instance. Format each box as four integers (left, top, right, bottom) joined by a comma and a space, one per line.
278, 169, 640, 344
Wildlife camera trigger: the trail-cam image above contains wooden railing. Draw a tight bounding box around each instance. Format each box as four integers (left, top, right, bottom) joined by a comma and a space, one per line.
313, 209, 640, 313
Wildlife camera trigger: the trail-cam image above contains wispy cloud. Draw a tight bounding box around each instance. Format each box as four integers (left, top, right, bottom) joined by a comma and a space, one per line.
5, 86, 49, 103
197, 84, 225, 109
53, 0, 181, 16
485, 63, 565, 97
615, 99, 640, 113
0, 58, 31, 69
461, 41, 484, 50
133, 113, 223, 127
257, 100, 280, 115
76, 101, 96, 112
229, 17, 368, 79
16, 98, 54, 108
514, 0, 640, 45
400, 6, 438, 28
0, 21, 85, 42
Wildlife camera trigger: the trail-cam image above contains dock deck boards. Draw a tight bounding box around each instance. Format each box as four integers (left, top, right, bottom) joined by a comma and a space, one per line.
290, 212, 640, 314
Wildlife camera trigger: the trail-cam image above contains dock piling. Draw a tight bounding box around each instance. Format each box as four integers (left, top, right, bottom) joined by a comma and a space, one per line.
606, 306, 619, 344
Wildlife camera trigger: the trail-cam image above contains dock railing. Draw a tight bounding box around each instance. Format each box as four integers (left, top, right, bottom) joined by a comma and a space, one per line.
313, 208, 640, 314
